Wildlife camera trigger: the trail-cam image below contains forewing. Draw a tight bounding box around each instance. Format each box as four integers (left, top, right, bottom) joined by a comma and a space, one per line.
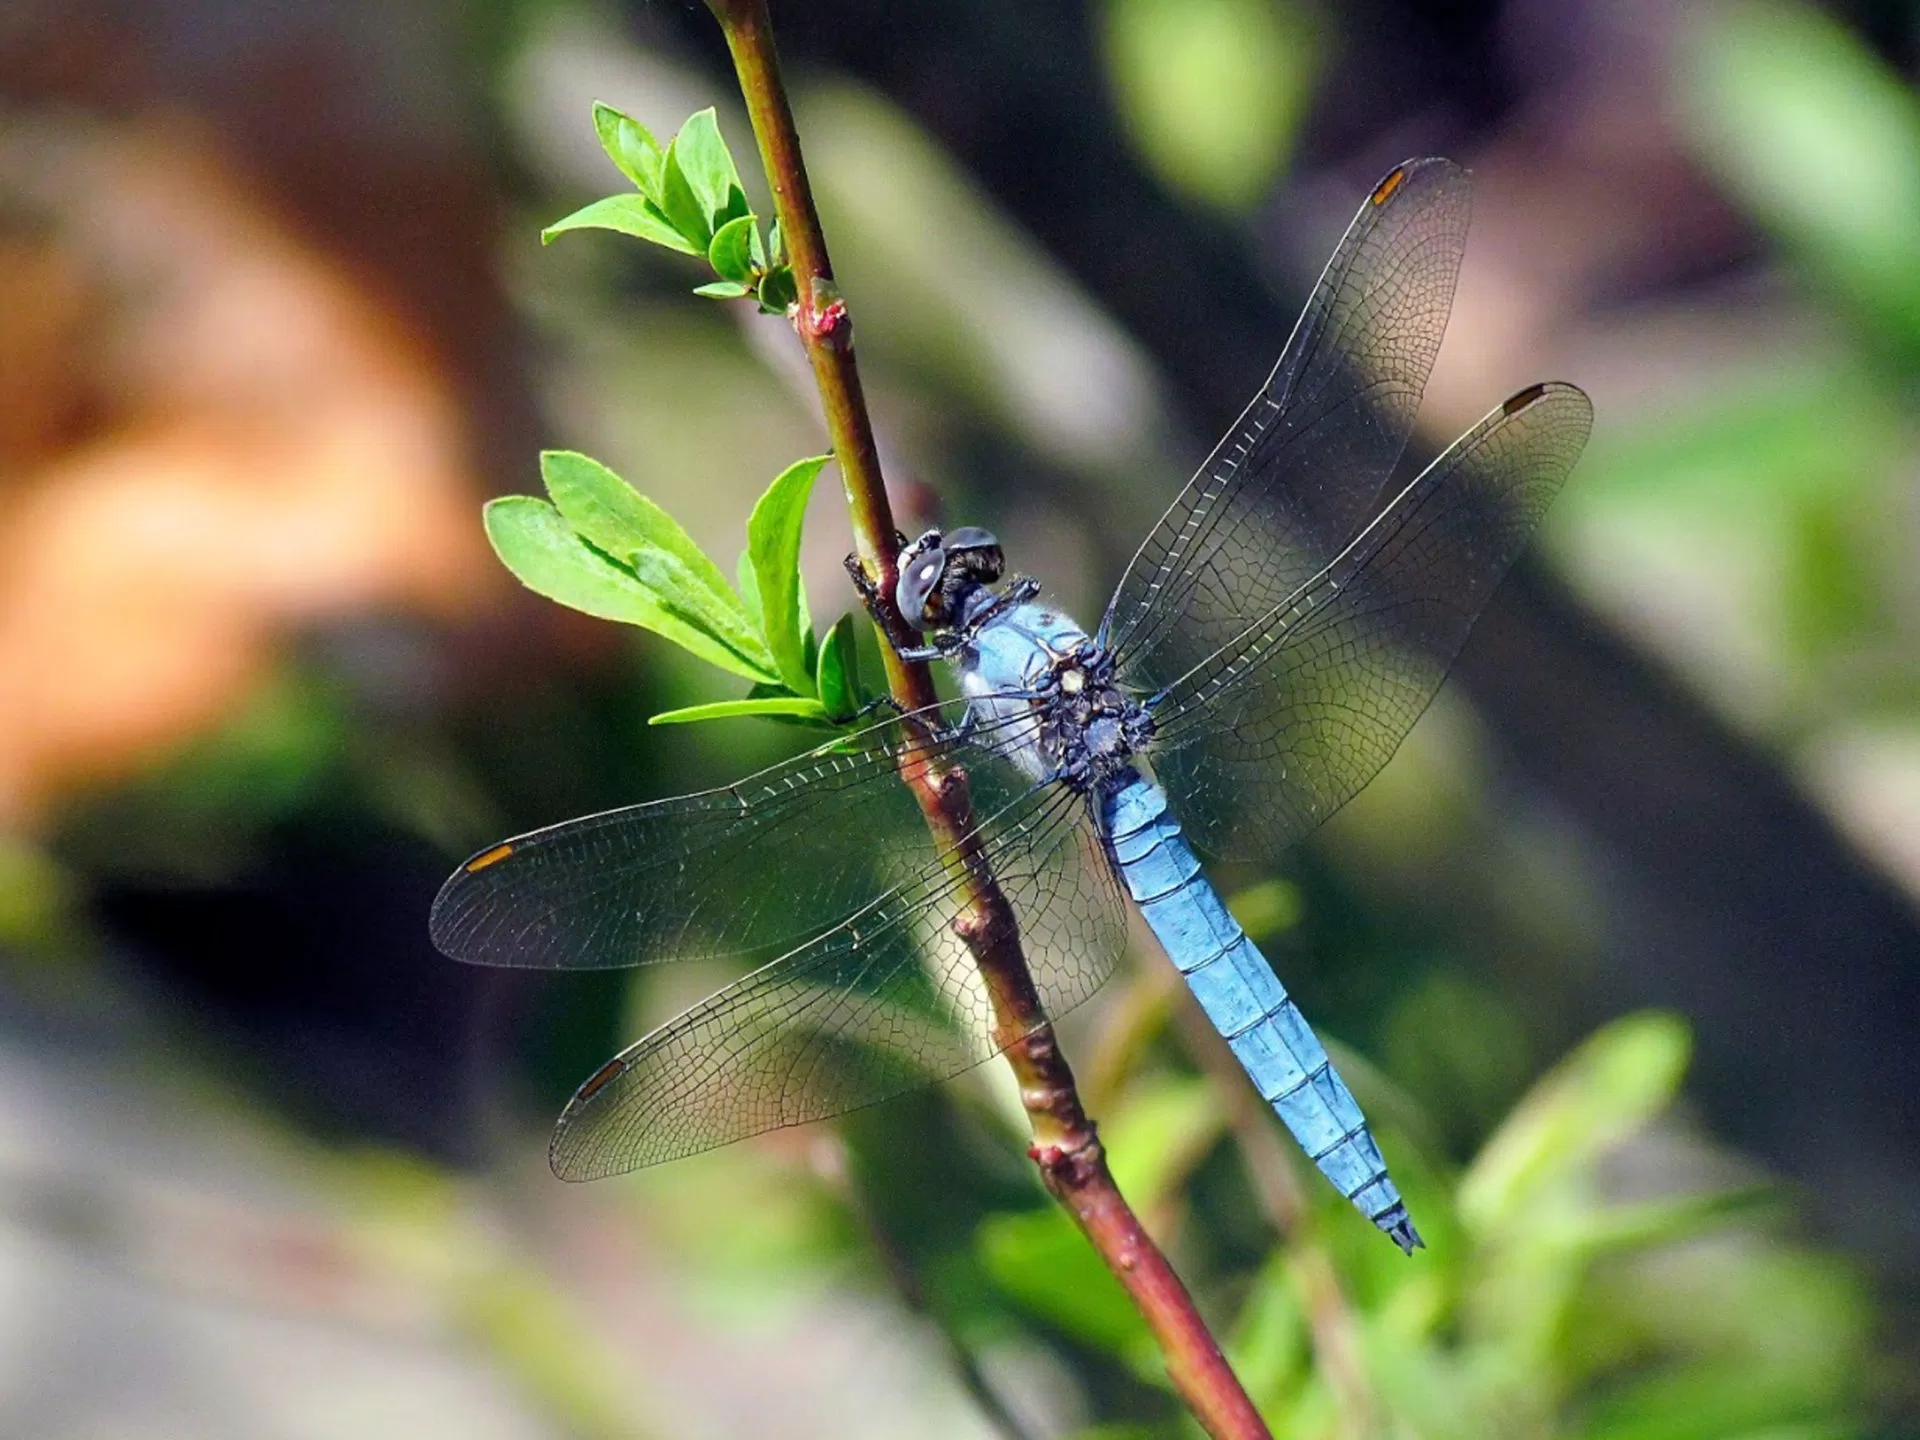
432, 704, 1029, 972
1101, 158, 1471, 696
1147, 383, 1592, 859
545, 779, 1127, 1177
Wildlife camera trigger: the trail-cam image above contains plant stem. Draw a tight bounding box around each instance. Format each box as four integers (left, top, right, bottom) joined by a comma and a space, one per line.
704, 3, 1271, 1435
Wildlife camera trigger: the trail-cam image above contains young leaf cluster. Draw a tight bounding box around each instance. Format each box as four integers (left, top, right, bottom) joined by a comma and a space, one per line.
483, 451, 870, 729
544, 103, 799, 314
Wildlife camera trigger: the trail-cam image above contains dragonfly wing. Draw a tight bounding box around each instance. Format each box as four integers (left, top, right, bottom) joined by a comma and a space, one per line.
431, 704, 1033, 972
1147, 383, 1592, 859
545, 780, 1126, 1178
1100, 158, 1471, 695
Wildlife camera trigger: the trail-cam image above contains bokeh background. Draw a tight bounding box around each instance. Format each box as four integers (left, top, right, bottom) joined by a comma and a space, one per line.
1, 0, 1917, 1435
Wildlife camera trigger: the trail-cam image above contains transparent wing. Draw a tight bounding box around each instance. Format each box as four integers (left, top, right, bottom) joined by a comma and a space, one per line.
1099, 157, 1472, 696
432, 703, 1039, 973
1146, 383, 1592, 859
546, 780, 1127, 1178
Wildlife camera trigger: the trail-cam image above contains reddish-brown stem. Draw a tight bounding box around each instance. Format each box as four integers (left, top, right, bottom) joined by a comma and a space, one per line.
704, 3, 1271, 1436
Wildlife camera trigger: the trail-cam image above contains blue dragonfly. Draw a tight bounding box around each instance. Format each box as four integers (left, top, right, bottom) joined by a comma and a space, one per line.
431, 158, 1590, 1253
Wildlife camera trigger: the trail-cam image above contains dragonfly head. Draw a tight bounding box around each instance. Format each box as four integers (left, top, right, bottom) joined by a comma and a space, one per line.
894, 527, 1004, 631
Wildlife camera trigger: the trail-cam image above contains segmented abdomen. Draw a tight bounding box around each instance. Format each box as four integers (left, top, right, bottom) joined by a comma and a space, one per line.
1101, 773, 1421, 1253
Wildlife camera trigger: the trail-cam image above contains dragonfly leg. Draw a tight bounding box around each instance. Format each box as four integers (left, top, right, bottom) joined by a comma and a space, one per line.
845, 545, 933, 657
843, 549, 890, 616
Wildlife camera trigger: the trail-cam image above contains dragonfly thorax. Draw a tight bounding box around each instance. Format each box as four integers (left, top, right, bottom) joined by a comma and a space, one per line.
899, 518, 1159, 792
952, 589, 1152, 791
1033, 645, 1154, 792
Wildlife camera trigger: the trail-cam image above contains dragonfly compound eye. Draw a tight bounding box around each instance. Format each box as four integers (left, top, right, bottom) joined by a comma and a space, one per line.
895, 542, 949, 630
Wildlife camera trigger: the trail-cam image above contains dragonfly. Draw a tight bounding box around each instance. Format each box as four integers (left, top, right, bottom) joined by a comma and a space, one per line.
431, 158, 1591, 1253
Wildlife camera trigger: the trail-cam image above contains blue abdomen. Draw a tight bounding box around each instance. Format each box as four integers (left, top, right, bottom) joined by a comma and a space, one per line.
1101, 773, 1421, 1252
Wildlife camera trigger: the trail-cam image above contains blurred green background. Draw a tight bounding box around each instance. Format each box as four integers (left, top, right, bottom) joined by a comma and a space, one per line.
0, 0, 1917, 1435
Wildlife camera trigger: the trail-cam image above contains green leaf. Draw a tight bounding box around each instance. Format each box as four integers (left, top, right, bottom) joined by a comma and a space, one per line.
648, 696, 831, 727
977, 1210, 1157, 1369
747, 455, 833, 692
627, 547, 774, 677
735, 550, 762, 623
756, 265, 798, 313
539, 451, 742, 617
1101, 1074, 1226, 1211
657, 144, 713, 251
708, 214, 757, 285
1680, 0, 1920, 347
541, 194, 700, 255
1103, 0, 1316, 214
816, 614, 862, 719
1225, 1254, 1307, 1406
537, 451, 766, 672
692, 280, 752, 300
656, 108, 742, 251
767, 217, 784, 265
1459, 1010, 1692, 1236
1573, 1184, 1777, 1257
675, 109, 741, 229
795, 558, 814, 652
482, 498, 773, 682
1225, 877, 1301, 939
590, 100, 664, 198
